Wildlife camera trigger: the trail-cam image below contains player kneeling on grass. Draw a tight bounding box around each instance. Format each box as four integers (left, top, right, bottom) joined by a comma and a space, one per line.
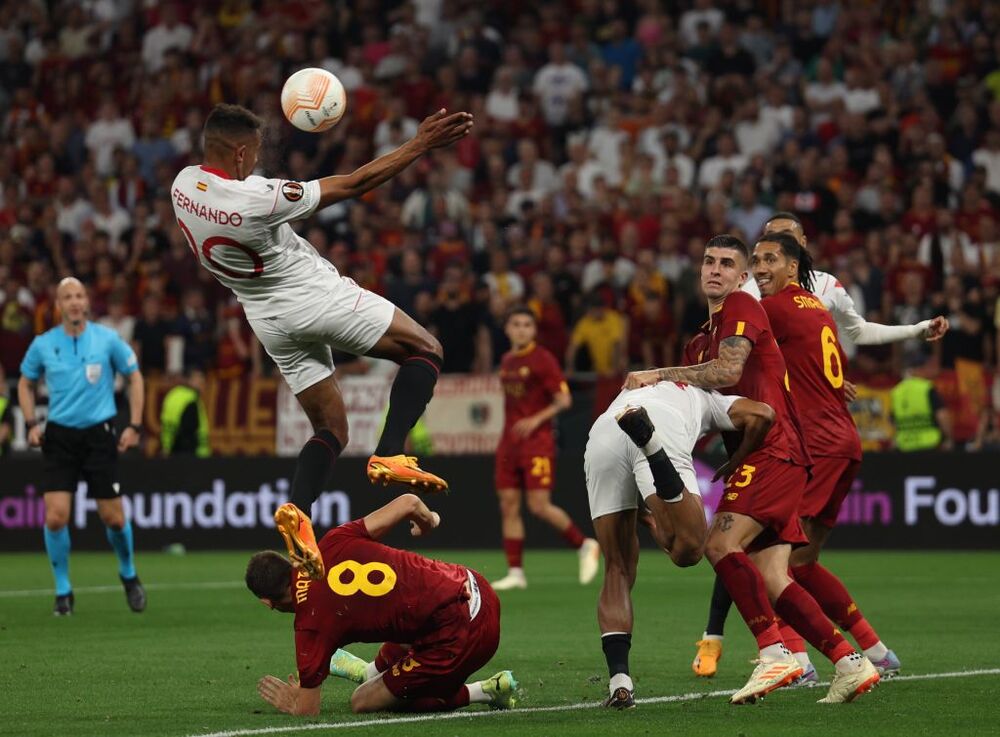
585, 381, 775, 708
247, 495, 518, 715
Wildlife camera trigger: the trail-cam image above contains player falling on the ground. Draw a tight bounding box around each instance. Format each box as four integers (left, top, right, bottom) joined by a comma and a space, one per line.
585, 379, 775, 708
624, 234, 880, 704
172, 103, 473, 579
691, 212, 942, 678
746, 231, 900, 683
492, 306, 599, 591
248, 497, 517, 715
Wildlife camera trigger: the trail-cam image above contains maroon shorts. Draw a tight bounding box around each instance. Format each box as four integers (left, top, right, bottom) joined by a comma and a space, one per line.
494, 435, 555, 491
799, 456, 861, 529
717, 452, 808, 550
381, 570, 501, 700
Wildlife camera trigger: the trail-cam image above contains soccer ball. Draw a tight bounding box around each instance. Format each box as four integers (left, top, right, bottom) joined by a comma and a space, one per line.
280, 68, 347, 133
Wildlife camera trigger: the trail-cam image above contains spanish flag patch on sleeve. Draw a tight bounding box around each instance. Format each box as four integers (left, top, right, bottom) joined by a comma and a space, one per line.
196, 181, 208, 192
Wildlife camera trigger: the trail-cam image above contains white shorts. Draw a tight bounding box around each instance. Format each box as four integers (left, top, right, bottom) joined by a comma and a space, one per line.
248, 278, 396, 394
584, 414, 700, 521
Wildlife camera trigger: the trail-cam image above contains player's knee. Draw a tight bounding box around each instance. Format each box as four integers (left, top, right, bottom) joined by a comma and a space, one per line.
498, 496, 520, 517
45, 508, 69, 530
525, 495, 550, 518
350, 689, 376, 714
703, 537, 732, 566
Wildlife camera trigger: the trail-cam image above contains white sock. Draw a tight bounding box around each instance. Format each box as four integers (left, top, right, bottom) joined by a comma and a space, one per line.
863, 641, 889, 661
702, 632, 723, 642
835, 652, 864, 674
760, 643, 790, 661
609, 672, 634, 694
467, 681, 489, 704
508, 567, 525, 578
793, 651, 812, 669
641, 432, 664, 457
364, 661, 380, 681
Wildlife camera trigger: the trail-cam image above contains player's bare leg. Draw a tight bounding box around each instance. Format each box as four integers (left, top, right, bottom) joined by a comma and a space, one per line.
752, 543, 880, 703
291, 375, 349, 511
526, 489, 600, 585
348, 666, 518, 713
593, 510, 639, 709
365, 307, 447, 493
493, 488, 528, 590
703, 513, 802, 704
791, 517, 900, 677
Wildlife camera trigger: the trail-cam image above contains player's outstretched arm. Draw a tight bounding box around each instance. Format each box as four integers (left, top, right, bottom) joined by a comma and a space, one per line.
622, 336, 752, 390
832, 289, 949, 345
363, 493, 441, 540
316, 109, 473, 207
711, 398, 775, 482
257, 673, 321, 716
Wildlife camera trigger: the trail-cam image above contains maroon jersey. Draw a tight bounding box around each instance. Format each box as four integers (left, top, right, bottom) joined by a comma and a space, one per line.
762, 284, 862, 461
684, 291, 810, 467
293, 520, 471, 688
499, 343, 567, 442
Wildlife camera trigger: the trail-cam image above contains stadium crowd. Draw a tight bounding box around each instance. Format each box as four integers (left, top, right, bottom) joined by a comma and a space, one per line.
1, 0, 999, 446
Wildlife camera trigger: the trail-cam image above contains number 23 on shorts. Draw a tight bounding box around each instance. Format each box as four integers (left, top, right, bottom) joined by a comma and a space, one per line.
726, 464, 756, 488
530, 456, 551, 478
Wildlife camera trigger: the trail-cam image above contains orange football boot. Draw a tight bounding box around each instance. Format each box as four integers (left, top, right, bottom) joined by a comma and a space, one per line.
274, 503, 324, 580
693, 638, 723, 677
367, 454, 448, 494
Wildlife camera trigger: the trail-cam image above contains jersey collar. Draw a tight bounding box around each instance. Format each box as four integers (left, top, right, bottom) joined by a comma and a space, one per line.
512, 341, 536, 357
199, 165, 233, 180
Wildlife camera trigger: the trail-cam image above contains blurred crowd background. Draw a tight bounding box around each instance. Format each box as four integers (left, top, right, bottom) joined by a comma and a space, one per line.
1, 0, 1000, 448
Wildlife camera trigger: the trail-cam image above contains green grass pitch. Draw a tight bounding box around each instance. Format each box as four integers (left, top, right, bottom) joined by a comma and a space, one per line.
2, 549, 998, 737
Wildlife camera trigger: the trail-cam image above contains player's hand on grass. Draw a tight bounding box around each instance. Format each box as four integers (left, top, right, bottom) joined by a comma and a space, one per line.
924, 315, 949, 341
844, 380, 857, 403
410, 511, 440, 537
257, 673, 300, 714
27, 425, 44, 447
512, 416, 541, 439
415, 109, 474, 151
622, 369, 661, 391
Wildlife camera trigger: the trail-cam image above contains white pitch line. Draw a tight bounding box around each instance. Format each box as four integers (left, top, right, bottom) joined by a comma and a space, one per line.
0, 581, 244, 598
185, 667, 1000, 737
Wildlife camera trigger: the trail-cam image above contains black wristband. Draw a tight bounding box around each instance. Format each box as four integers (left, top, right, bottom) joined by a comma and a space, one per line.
26, 419, 38, 429
128, 423, 143, 434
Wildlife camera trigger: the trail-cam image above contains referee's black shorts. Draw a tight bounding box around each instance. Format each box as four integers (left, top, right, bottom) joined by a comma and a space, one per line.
42, 420, 120, 499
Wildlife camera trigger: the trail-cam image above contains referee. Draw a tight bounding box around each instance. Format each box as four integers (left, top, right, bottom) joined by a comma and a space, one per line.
18, 277, 147, 616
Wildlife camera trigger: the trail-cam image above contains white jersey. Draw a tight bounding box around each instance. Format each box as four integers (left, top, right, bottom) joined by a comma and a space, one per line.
170, 166, 336, 319
585, 382, 738, 519
742, 268, 927, 345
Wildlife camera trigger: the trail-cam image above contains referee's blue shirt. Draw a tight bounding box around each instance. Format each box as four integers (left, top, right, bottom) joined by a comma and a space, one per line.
20, 322, 139, 429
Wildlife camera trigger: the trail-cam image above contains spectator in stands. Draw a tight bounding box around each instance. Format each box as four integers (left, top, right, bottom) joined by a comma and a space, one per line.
132, 294, 170, 374
160, 369, 210, 457
566, 292, 627, 378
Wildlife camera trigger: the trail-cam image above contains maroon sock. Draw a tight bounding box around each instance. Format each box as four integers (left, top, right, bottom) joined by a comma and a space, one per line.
775, 581, 854, 664
777, 617, 807, 654
713, 552, 782, 649
561, 522, 585, 549
503, 538, 524, 569
407, 686, 470, 712
791, 561, 881, 649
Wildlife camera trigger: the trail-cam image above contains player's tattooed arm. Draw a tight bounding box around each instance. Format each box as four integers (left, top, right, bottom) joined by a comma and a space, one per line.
624, 336, 752, 390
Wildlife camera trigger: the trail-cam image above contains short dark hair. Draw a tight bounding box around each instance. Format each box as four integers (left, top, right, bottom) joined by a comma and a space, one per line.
245, 551, 292, 601
204, 104, 263, 144
755, 231, 815, 292
705, 233, 749, 261
505, 304, 536, 324
765, 211, 802, 227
